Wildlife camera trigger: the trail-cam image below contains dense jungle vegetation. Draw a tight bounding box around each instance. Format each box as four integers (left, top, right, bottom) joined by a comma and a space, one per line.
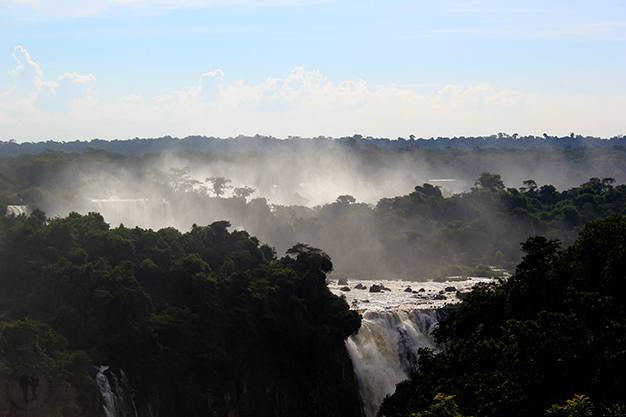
1, 143, 626, 279
2, 139, 626, 416
379, 215, 626, 417
0, 211, 361, 416
374, 173, 626, 278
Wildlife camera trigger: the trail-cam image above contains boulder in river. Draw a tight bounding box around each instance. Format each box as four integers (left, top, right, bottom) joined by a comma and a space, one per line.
369, 284, 382, 293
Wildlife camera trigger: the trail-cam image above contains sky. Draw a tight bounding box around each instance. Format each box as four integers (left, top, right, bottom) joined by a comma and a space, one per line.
0, 0, 625, 142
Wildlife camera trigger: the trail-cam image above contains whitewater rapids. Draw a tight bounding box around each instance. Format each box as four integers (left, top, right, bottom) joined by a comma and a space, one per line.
329, 278, 490, 417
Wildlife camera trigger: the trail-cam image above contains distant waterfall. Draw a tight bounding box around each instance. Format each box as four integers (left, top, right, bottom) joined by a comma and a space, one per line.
88, 198, 168, 229
93, 366, 138, 417
346, 309, 445, 417
6, 205, 31, 216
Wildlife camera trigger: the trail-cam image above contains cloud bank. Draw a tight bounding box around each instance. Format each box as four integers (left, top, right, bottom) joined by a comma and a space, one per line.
1, 46, 624, 142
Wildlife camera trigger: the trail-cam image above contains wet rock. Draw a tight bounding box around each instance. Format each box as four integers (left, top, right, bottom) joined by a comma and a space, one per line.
340, 286, 351, 291
369, 284, 382, 293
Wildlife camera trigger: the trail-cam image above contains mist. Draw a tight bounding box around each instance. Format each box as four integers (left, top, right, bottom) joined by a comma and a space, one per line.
11, 140, 622, 281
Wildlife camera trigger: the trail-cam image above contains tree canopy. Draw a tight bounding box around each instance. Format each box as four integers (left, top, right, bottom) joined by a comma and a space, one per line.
0, 211, 361, 416
378, 215, 626, 417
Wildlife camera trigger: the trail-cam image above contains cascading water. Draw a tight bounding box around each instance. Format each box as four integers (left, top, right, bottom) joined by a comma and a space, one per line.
346, 309, 445, 417
93, 366, 138, 417
329, 278, 492, 417
89, 198, 159, 228
6, 205, 31, 216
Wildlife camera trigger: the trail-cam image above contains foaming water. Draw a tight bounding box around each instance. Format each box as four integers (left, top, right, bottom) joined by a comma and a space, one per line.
330, 278, 489, 417
345, 309, 444, 417
93, 366, 138, 417
328, 277, 489, 311
6, 205, 31, 216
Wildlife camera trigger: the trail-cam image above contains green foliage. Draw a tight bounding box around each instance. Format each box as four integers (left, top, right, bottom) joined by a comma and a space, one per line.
546, 395, 594, 417
379, 216, 626, 417
413, 394, 467, 417
0, 318, 94, 416
285, 242, 334, 274
473, 172, 505, 192
2, 147, 626, 281
0, 211, 360, 416
3, 144, 626, 414
373, 173, 626, 279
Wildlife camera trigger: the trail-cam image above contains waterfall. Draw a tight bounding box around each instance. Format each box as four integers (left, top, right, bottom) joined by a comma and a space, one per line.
346, 309, 445, 417
93, 366, 138, 417
88, 198, 169, 229
6, 205, 32, 216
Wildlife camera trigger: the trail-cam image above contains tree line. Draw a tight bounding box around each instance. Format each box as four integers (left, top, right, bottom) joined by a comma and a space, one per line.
1, 133, 625, 158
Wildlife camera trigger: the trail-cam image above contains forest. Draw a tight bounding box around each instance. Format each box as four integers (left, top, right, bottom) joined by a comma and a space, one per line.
1, 141, 626, 280
1, 133, 625, 158
1, 138, 626, 416
0, 211, 361, 416
378, 215, 626, 416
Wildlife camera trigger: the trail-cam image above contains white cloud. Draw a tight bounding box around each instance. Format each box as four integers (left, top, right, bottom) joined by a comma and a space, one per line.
199, 70, 223, 103
6, 46, 44, 98
8, 46, 42, 78
2, 46, 97, 114
58, 72, 97, 89
1, 46, 625, 141
37, 72, 97, 111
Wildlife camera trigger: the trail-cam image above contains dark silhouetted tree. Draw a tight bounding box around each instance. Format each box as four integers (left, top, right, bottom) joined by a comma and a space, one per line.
233, 186, 256, 199
206, 176, 232, 197
473, 172, 505, 192
335, 195, 356, 204
520, 179, 537, 194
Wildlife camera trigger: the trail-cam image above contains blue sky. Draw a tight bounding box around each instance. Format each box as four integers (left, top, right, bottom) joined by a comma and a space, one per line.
1, 0, 625, 142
